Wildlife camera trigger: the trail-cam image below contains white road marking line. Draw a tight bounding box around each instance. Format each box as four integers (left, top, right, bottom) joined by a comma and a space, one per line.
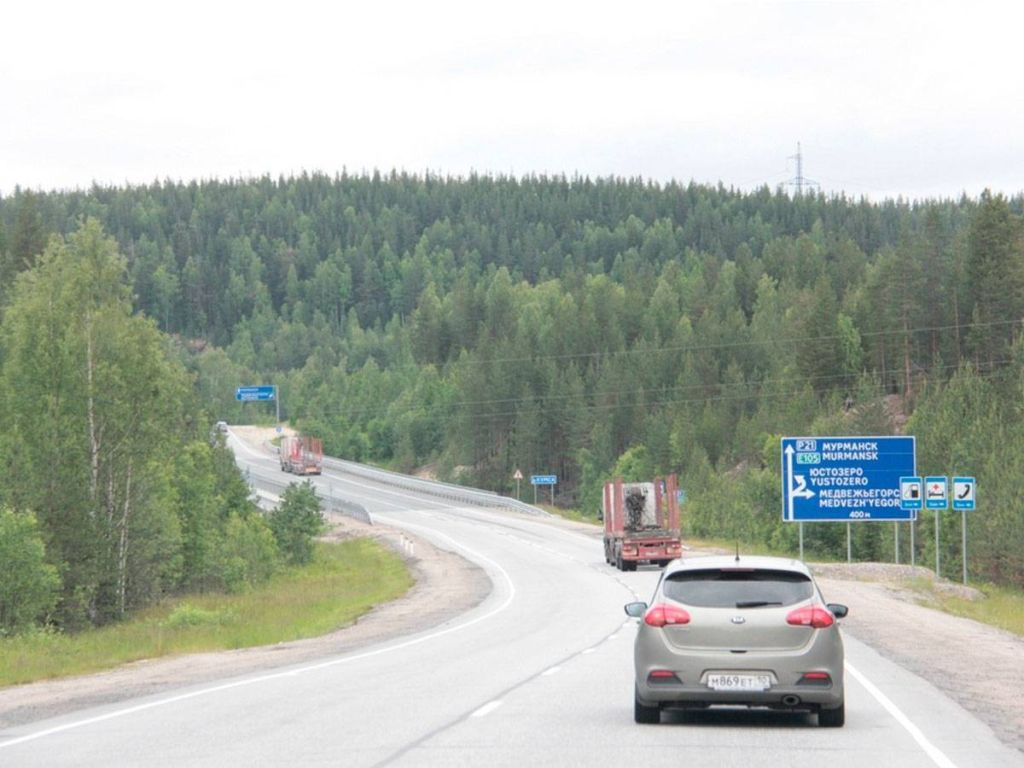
470, 700, 503, 718
845, 661, 957, 768
541, 666, 561, 676
0, 524, 517, 751
581, 648, 596, 655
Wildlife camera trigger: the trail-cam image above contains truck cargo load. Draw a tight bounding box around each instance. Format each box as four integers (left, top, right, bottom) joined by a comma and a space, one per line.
279, 435, 323, 475
603, 475, 681, 571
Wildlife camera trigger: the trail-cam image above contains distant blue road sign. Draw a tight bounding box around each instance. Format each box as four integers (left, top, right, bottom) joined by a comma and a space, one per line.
952, 477, 976, 510
781, 436, 917, 522
530, 474, 557, 486
236, 385, 276, 402
925, 476, 948, 510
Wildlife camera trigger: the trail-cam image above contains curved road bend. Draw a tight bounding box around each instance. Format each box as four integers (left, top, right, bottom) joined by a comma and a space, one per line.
0, 434, 1019, 767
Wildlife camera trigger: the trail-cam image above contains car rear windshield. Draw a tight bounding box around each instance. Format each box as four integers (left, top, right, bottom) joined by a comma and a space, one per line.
662, 568, 814, 608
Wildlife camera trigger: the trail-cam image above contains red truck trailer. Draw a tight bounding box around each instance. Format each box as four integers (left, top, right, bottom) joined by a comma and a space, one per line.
603, 475, 682, 571
279, 435, 323, 475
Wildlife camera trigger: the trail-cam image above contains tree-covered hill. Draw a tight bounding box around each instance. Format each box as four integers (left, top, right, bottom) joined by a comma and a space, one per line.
2, 174, 1022, 588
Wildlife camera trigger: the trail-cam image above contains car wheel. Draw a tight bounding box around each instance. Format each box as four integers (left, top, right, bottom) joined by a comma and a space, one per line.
634, 687, 660, 724
818, 702, 845, 727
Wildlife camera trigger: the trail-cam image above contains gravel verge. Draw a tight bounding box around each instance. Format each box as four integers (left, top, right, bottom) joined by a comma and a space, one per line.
813, 565, 1024, 753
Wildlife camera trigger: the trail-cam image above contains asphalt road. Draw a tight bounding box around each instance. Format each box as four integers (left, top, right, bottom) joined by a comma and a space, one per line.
0, 436, 1019, 767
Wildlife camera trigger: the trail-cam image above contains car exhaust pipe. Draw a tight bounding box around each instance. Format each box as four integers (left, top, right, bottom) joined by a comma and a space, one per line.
782, 695, 801, 707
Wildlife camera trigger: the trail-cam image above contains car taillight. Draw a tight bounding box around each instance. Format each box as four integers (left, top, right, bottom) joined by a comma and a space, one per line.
785, 605, 835, 629
647, 670, 681, 684
797, 672, 832, 686
644, 604, 691, 627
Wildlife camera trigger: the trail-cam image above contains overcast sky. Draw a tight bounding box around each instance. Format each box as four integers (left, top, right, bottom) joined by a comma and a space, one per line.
2, 0, 1021, 201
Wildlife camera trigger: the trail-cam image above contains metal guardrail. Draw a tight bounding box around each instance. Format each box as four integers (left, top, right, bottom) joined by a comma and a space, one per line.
247, 466, 373, 525
323, 495, 372, 525
246, 435, 546, 520
320, 455, 550, 517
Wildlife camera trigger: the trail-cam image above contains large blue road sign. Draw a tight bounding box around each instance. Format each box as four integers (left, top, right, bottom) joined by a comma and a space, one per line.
530, 474, 557, 486
236, 385, 276, 402
781, 436, 917, 522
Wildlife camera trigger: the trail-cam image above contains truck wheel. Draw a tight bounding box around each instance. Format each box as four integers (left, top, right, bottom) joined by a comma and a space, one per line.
624, 560, 637, 572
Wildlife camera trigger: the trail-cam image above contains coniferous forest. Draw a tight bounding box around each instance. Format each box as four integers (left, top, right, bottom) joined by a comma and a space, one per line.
2, 173, 1023, 630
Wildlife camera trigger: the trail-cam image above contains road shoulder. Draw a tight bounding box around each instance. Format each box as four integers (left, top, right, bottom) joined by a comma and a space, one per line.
0, 513, 489, 729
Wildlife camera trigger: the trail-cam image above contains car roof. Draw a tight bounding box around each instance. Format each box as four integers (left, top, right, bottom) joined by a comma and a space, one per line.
664, 554, 812, 578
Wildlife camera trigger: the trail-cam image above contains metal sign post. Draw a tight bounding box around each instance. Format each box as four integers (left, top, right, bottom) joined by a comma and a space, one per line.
952, 477, 976, 585
926, 476, 948, 578
961, 512, 967, 585
900, 476, 922, 570
910, 520, 915, 567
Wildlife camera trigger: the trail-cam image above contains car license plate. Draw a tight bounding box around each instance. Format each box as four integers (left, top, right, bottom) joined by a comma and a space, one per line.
706, 674, 771, 691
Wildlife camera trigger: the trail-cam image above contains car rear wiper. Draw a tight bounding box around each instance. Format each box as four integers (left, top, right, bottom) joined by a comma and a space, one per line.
735, 600, 783, 608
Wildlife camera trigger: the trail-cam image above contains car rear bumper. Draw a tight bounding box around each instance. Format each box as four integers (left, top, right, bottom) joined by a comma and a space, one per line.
636, 678, 843, 710
634, 628, 844, 710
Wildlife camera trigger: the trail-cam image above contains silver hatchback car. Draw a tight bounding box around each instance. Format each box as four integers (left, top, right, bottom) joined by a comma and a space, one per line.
625, 555, 847, 726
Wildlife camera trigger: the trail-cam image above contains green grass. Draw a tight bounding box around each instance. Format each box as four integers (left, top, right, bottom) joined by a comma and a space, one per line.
536, 503, 601, 526
0, 538, 412, 687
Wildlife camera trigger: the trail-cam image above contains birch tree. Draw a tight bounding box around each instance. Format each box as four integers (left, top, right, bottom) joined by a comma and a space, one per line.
0, 219, 190, 626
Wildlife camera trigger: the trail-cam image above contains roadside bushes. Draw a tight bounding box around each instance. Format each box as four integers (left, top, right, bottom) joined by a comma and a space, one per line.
221, 513, 280, 593
0, 508, 60, 635
269, 482, 326, 565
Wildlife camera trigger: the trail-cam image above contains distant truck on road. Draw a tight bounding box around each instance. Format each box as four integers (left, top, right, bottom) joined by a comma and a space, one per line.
603, 475, 682, 571
279, 436, 323, 475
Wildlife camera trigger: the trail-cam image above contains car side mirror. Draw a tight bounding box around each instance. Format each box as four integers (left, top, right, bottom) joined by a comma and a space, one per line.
624, 601, 648, 618
827, 603, 848, 619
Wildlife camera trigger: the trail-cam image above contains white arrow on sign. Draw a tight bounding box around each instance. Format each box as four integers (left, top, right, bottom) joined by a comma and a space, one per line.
784, 445, 815, 520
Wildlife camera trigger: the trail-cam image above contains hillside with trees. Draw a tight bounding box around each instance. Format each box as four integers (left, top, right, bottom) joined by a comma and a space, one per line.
1, 174, 1022, 599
